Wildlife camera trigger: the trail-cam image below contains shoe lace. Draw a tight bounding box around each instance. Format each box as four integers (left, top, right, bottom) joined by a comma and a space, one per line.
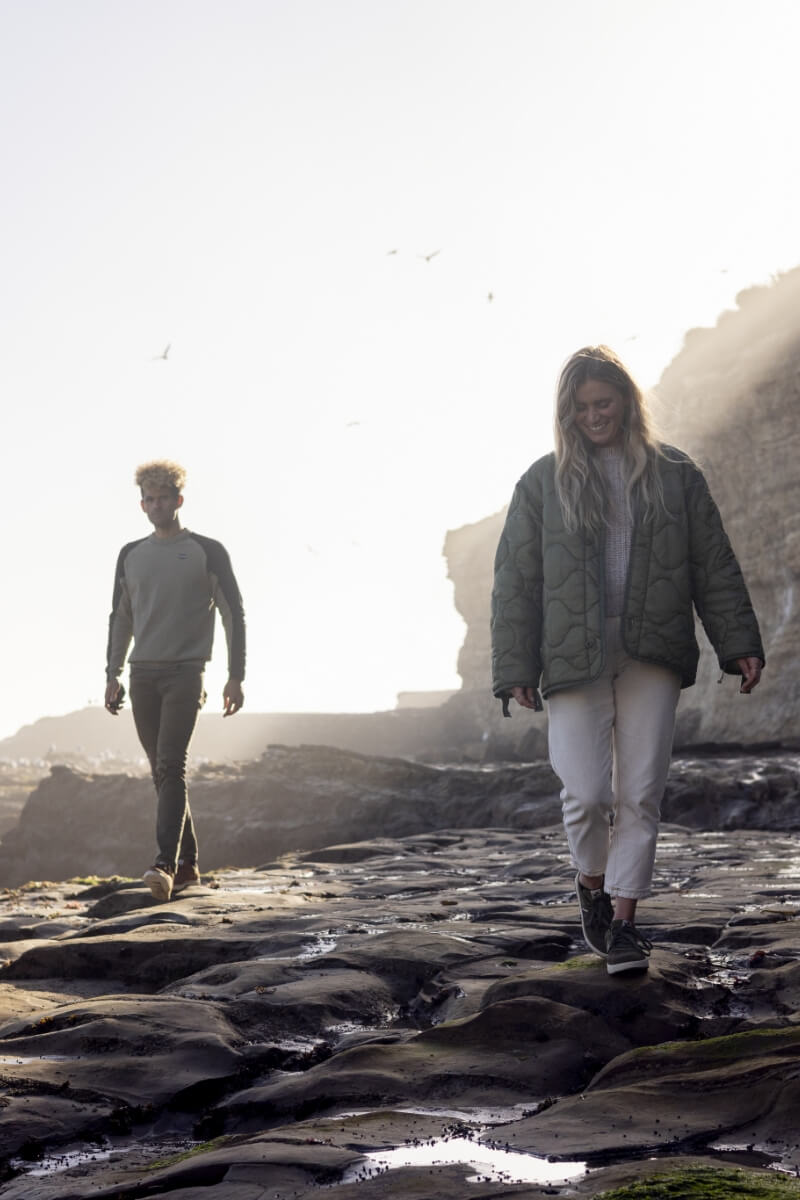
585, 891, 613, 934
610, 922, 653, 955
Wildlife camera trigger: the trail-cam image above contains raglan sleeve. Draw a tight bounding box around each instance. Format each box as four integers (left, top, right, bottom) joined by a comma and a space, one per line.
207, 541, 247, 682
106, 548, 134, 681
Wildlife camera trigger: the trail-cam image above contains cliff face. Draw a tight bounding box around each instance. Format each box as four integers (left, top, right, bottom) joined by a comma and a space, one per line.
653, 271, 800, 743
444, 511, 505, 690
445, 269, 800, 750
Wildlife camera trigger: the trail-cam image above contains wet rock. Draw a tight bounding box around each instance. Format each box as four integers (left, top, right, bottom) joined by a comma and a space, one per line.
0, 823, 797, 1195
502, 1025, 800, 1173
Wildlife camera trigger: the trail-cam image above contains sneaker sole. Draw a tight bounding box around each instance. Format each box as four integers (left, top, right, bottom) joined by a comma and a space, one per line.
607, 958, 650, 975
575, 873, 609, 959
172, 879, 199, 894
143, 872, 173, 902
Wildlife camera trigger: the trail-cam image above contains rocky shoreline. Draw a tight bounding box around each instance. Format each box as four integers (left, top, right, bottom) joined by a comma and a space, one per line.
0, 743, 799, 889
0, 746, 798, 1195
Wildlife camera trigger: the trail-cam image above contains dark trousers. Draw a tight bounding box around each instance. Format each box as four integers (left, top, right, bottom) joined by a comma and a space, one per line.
130, 665, 205, 872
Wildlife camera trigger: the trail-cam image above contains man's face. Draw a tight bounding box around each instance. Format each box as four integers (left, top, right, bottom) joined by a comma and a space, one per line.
140, 486, 182, 530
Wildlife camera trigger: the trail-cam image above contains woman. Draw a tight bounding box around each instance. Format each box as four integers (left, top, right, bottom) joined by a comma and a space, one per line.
491, 345, 763, 975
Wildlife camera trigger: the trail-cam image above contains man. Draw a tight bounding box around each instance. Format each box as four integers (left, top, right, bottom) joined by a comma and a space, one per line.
105, 460, 246, 902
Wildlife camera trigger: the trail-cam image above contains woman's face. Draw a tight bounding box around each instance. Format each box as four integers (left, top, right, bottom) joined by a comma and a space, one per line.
573, 379, 627, 448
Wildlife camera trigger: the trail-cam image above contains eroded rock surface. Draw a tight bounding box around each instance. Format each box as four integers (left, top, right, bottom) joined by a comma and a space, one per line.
0, 823, 798, 1197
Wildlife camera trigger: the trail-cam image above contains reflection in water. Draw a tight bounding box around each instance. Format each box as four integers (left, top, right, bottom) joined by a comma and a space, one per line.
342, 1135, 586, 1186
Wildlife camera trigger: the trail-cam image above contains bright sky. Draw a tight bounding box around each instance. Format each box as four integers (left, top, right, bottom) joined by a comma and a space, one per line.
2, 0, 799, 740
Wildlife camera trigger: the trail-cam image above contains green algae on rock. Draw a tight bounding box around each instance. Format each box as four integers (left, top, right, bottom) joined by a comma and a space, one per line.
148, 1135, 230, 1170
597, 1165, 800, 1199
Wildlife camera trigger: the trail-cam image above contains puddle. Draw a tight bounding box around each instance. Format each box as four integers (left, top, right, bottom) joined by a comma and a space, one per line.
11, 1139, 197, 1178
272, 1036, 327, 1053
253, 934, 338, 963
394, 1104, 549, 1124
341, 1136, 586, 1186
298, 935, 339, 959
325, 1015, 399, 1038
334, 1102, 554, 1125
10, 1146, 118, 1177
0, 1054, 76, 1065
704, 950, 746, 984
216, 884, 280, 895
385, 891, 434, 901
454, 882, 508, 893
219, 871, 315, 894
679, 952, 752, 1017
709, 1141, 791, 1171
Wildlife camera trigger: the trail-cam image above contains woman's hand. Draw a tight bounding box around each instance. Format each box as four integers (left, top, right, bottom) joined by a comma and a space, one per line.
736, 657, 763, 694
511, 686, 538, 709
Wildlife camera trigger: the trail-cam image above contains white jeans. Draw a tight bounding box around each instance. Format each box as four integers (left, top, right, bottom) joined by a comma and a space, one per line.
547, 618, 681, 900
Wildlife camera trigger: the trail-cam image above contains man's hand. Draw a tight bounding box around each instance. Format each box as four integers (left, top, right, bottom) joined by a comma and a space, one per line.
736, 657, 763, 694
511, 686, 538, 710
105, 680, 122, 715
223, 678, 244, 716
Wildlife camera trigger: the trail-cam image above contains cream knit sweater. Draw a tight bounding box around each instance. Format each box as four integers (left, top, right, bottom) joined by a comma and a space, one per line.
598, 446, 633, 618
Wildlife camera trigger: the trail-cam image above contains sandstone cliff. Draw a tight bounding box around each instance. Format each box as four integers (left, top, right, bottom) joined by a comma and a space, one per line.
444, 268, 800, 751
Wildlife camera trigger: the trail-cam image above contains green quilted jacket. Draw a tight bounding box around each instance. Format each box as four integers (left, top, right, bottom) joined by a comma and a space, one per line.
491, 447, 764, 706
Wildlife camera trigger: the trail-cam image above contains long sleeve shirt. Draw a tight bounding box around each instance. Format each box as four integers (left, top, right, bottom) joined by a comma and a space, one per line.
106, 529, 246, 682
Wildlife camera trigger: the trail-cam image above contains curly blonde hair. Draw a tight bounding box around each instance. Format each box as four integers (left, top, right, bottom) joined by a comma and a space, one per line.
134, 459, 187, 495
554, 346, 666, 533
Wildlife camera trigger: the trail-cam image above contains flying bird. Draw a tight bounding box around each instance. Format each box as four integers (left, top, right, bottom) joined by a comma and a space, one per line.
487, 292, 494, 303
386, 249, 398, 255
154, 343, 171, 360
418, 250, 441, 262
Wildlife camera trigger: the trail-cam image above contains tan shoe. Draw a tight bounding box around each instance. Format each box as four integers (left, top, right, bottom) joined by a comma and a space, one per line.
173, 860, 201, 894
143, 864, 174, 902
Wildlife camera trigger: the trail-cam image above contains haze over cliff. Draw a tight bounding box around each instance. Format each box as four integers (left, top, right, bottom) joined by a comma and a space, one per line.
1, 273, 796, 769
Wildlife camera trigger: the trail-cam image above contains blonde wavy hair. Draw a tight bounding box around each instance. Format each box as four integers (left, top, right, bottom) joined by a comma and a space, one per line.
554, 345, 666, 533
135, 459, 186, 496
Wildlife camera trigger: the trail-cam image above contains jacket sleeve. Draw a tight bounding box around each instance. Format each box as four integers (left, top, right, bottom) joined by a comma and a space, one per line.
106, 548, 134, 681
686, 464, 765, 673
491, 472, 545, 704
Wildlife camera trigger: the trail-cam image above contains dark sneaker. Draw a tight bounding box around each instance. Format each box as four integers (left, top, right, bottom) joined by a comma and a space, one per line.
173, 860, 201, 894
575, 873, 613, 958
606, 919, 653, 975
143, 863, 174, 902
